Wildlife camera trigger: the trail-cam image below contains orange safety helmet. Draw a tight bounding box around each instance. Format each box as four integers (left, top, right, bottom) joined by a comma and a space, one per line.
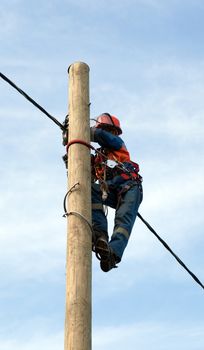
95, 113, 122, 135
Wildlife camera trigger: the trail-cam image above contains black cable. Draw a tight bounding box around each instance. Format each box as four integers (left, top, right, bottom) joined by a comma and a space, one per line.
62, 182, 80, 215
137, 212, 204, 291
0, 72, 65, 131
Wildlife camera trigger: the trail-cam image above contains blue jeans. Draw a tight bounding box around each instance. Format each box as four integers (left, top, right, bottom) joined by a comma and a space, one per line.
92, 182, 143, 260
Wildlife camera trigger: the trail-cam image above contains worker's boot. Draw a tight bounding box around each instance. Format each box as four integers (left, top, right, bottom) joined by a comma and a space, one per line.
100, 248, 118, 272
92, 229, 108, 252
94, 234, 110, 262
93, 230, 119, 272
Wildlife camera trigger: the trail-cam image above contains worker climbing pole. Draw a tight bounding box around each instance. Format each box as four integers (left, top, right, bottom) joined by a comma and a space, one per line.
64, 62, 92, 350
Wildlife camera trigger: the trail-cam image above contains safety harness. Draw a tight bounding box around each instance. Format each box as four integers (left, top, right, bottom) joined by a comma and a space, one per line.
91, 146, 142, 204
91, 147, 142, 184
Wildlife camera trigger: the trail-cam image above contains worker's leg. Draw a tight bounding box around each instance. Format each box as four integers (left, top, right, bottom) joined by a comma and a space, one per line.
109, 184, 143, 261
92, 183, 108, 241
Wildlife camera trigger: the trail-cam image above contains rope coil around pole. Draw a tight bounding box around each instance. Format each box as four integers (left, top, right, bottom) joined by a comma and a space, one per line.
66, 139, 95, 151
62, 182, 80, 216
64, 211, 94, 237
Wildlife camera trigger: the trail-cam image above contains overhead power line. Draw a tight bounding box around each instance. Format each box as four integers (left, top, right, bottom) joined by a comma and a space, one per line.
0, 72, 65, 130
138, 213, 204, 291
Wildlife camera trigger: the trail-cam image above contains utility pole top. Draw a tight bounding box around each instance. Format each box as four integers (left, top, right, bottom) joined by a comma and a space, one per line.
68, 61, 90, 74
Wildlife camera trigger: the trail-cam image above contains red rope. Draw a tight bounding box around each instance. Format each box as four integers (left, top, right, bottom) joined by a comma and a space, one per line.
66, 139, 95, 152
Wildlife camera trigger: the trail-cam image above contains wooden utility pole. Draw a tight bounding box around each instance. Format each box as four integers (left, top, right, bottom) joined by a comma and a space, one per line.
64, 62, 92, 350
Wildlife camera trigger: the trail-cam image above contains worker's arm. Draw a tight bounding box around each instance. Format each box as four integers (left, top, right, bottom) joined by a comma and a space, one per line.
90, 127, 123, 150
62, 126, 123, 150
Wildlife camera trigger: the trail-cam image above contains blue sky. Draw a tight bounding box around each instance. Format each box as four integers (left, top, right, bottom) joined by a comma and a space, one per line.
1, 0, 204, 349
